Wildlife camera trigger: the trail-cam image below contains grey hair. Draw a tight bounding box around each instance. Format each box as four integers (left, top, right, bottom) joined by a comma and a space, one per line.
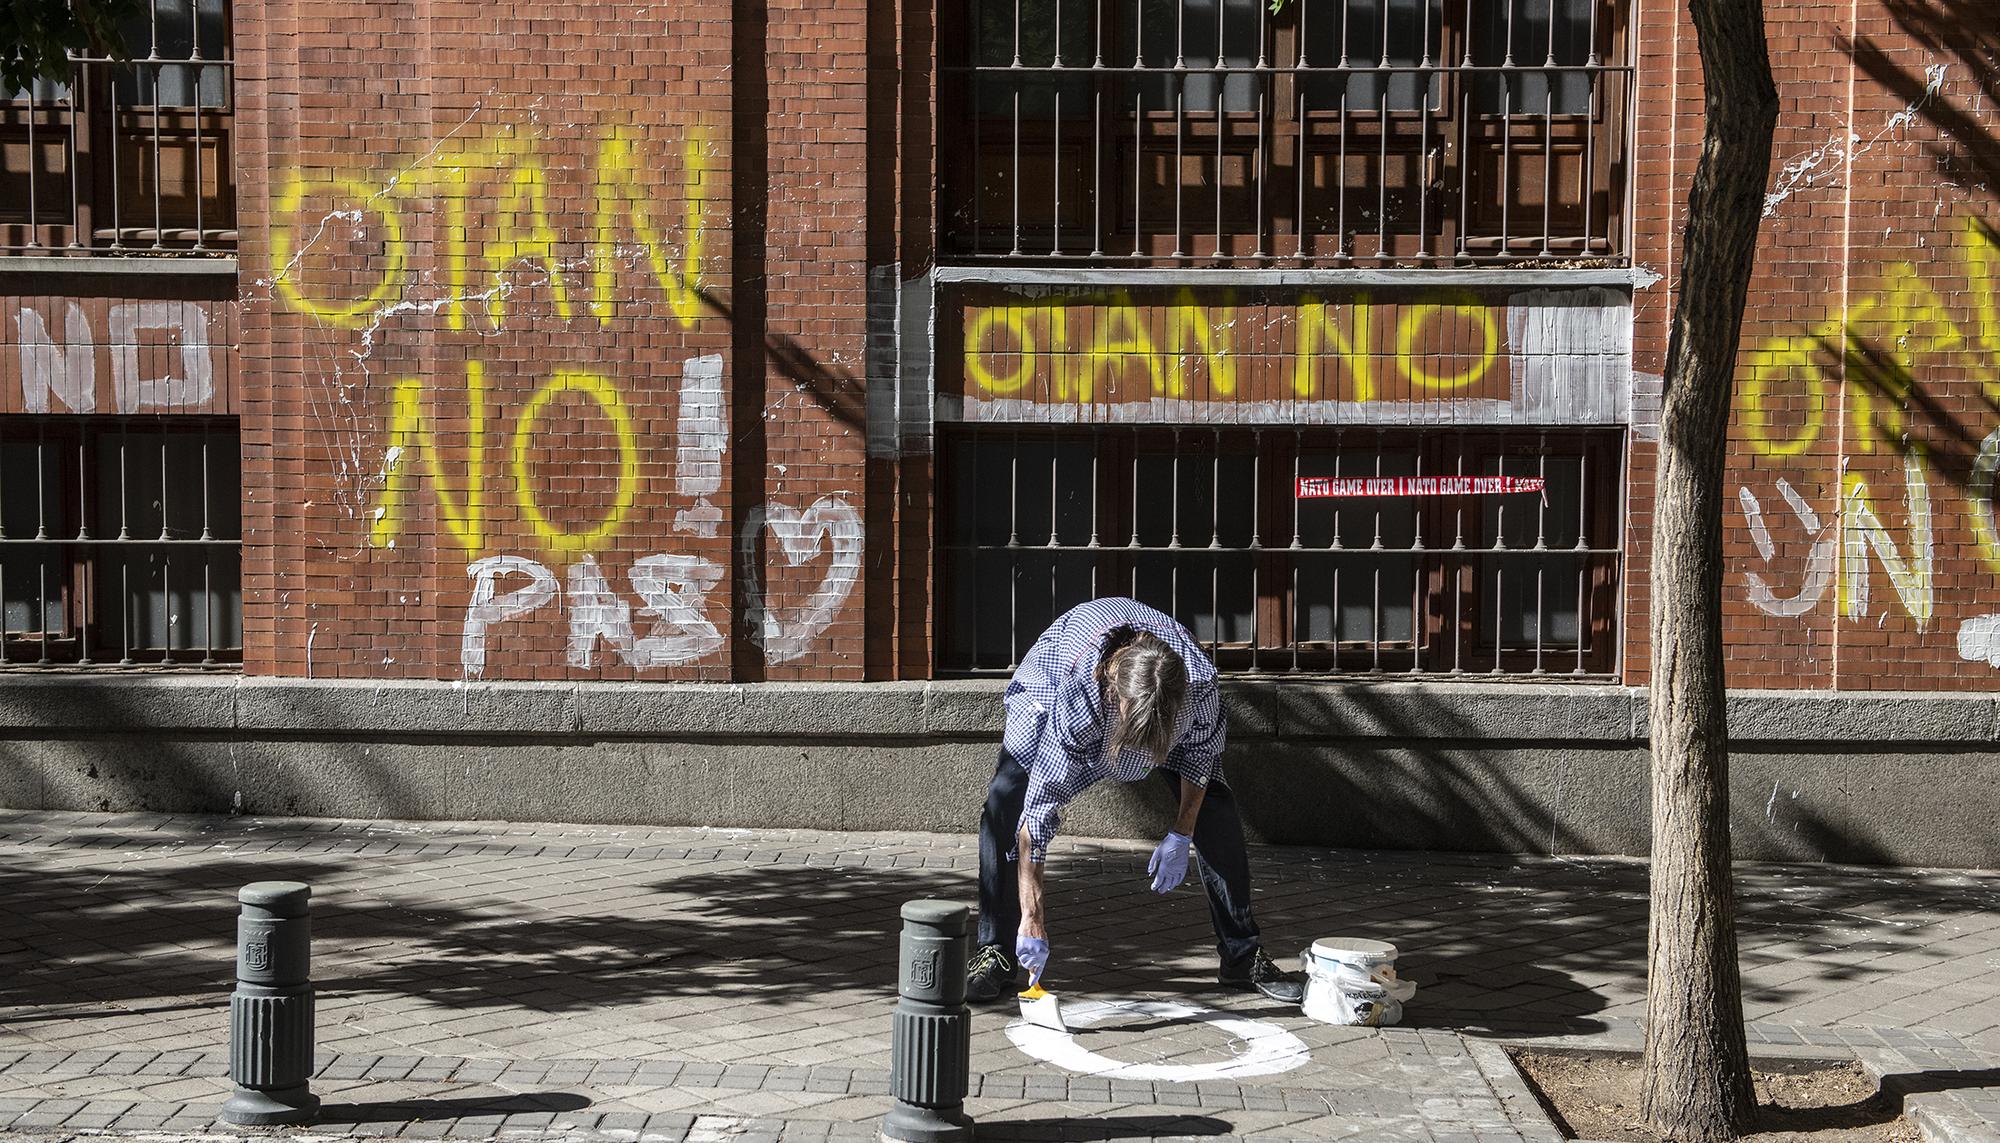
1099, 630, 1188, 763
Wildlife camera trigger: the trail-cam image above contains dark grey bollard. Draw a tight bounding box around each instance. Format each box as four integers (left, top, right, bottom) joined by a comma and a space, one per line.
220, 881, 320, 1126
881, 900, 974, 1143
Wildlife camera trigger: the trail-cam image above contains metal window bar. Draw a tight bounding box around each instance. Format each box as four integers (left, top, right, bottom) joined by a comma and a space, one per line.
943, 0, 1629, 265
2, 0, 235, 255
938, 424, 1622, 678
0, 417, 243, 668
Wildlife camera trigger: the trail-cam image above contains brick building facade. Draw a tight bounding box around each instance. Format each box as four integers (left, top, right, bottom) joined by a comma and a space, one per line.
1, 0, 1996, 863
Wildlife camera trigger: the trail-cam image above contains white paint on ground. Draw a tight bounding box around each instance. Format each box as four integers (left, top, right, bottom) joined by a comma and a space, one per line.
1005, 997, 1311, 1082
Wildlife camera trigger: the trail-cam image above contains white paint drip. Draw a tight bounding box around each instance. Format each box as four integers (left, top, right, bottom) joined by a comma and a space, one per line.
1764, 65, 1948, 218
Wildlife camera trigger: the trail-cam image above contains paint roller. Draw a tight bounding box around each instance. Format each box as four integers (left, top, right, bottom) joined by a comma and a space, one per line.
1018, 971, 1067, 1032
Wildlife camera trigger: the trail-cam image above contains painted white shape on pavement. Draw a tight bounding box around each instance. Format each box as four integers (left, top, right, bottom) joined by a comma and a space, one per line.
1005, 997, 1311, 1082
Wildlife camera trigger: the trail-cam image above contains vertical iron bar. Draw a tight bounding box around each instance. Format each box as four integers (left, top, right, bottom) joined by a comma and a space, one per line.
1369, 442, 1382, 672
1012, 86, 1023, 255
1008, 427, 1020, 665
1289, 428, 1302, 672
25, 88, 41, 244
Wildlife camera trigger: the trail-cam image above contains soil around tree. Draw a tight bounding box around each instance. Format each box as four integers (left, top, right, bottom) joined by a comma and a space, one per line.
1511, 1050, 1920, 1143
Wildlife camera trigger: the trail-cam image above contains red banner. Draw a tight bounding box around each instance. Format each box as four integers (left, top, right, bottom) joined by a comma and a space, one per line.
1295, 475, 1548, 499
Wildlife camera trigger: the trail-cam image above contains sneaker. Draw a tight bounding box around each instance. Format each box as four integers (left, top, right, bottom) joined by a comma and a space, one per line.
1219, 947, 1305, 1004
965, 944, 1017, 1004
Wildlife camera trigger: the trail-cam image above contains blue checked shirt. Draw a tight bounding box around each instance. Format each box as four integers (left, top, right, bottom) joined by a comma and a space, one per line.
1003, 597, 1225, 863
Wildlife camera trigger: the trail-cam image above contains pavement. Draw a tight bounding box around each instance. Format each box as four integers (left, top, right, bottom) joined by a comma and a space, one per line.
0, 811, 1998, 1143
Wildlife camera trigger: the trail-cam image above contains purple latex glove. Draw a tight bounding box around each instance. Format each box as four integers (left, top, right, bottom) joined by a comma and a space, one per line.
1147, 831, 1193, 894
1016, 934, 1050, 980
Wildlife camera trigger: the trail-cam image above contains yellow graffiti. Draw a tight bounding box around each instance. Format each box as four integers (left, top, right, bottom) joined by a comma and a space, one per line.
1083, 296, 1167, 404
1165, 290, 1236, 397
963, 305, 1036, 395
509, 369, 641, 555
1293, 297, 1375, 402
593, 126, 709, 329
270, 174, 408, 328
1839, 448, 1934, 628
1397, 300, 1499, 391
1741, 217, 2000, 457
484, 156, 577, 327
274, 124, 708, 333
372, 360, 490, 554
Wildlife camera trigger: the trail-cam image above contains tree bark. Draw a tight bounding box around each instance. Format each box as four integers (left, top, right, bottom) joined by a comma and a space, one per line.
1641, 1, 1779, 1141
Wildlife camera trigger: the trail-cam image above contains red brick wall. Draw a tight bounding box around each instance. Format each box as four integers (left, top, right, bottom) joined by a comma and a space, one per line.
150, 0, 2000, 687
229, 0, 884, 681
1635, 0, 2000, 690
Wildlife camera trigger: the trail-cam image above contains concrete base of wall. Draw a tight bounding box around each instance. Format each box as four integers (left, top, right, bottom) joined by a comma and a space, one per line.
2, 676, 1994, 868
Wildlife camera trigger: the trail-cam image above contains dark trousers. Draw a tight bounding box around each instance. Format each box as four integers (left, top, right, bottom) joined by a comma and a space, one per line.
975, 748, 1262, 966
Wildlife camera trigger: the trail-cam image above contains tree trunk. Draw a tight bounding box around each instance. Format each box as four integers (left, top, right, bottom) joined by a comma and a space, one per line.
1641, 0, 1779, 1141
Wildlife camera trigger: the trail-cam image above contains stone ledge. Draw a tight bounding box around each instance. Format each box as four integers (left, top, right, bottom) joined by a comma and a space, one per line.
0, 674, 1992, 746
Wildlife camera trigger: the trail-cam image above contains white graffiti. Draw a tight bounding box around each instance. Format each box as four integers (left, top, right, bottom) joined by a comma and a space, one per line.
461, 555, 561, 677
673, 353, 726, 538
1843, 450, 1933, 628
1738, 479, 1836, 618
1737, 452, 1933, 627
1005, 998, 1311, 1082
16, 301, 215, 414
1956, 615, 2000, 667
567, 552, 725, 669
741, 496, 863, 664
462, 551, 724, 677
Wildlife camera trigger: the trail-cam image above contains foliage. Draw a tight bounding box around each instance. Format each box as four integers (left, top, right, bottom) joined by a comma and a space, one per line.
1, 0, 144, 94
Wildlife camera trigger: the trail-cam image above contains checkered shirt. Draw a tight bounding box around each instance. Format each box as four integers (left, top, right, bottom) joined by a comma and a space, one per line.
1003, 597, 1225, 863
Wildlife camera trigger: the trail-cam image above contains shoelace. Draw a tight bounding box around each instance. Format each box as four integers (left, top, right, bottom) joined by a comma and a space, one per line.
970, 947, 1012, 975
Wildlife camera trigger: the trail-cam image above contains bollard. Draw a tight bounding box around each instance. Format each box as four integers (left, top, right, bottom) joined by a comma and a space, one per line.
221, 881, 320, 1126
881, 900, 974, 1143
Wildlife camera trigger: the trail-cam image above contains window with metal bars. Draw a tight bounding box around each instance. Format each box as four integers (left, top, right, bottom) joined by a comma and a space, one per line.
1, 0, 235, 255
0, 418, 242, 667
938, 0, 1629, 263
937, 426, 1622, 676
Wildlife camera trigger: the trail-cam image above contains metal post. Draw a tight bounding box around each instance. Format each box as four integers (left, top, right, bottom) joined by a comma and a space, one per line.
221, 881, 319, 1126
881, 900, 973, 1143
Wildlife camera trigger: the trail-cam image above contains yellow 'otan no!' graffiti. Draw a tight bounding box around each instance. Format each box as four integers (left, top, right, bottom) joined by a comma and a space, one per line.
371, 361, 641, 557
270, 124, 711, 332
961, 294, 1505, 404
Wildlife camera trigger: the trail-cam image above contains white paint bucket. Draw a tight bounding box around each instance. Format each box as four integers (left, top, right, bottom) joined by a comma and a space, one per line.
1300, 937, 1417, 1027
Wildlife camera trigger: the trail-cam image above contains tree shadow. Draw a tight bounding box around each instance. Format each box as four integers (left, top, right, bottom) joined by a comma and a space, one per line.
1840, 0, 2000, 197
4, 800, 1998, 1046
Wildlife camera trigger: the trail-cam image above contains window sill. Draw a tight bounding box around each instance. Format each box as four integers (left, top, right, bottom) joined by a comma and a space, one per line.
0, 254, 238, 276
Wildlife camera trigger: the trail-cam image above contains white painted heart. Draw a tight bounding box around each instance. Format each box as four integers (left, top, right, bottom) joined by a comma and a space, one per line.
740, 496, 863, 664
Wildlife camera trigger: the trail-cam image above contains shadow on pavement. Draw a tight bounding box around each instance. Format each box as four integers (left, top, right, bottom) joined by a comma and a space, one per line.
311, 1091, 592, 1123
1881, 1067, 2000, 1105
979, 1115, 1231, 1141
3, 822, 1998, 1044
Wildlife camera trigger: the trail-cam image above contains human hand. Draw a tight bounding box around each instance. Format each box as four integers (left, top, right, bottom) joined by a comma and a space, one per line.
1015, 933, 1050, 981
1147, 831, 1193, 893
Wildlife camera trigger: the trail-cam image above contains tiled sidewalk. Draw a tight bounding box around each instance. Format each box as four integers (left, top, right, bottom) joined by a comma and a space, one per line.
1, 812, 1997, 1142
